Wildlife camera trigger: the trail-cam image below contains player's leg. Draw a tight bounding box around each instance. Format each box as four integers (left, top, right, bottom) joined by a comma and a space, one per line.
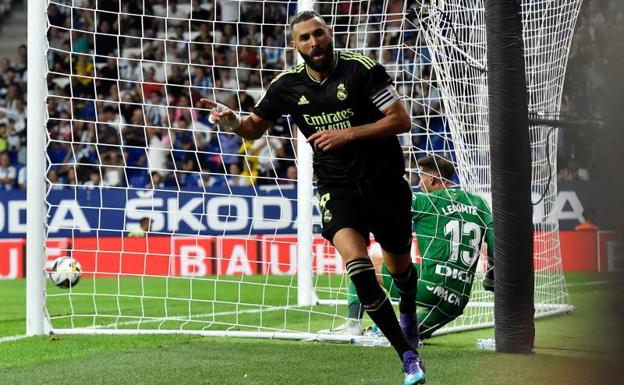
333, 228, 415, 359
367, 178, 425, 384
322, 253, 389, 335
346, 276, 365, 320
380, 262, 401, 301
371, 177, 420, 348
382, 249, 420, 346
336, 252, 386, 331
338, 252, 385, 323
418, 305, 458, 339
320, 186, 424, 384
317, 189, 367, 335
369, 264, 425, 349
416, 280, 463, 339
366, 263, 408, 337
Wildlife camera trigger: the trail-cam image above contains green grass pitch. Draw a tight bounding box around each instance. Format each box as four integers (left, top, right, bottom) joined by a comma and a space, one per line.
0, 273, 622, 385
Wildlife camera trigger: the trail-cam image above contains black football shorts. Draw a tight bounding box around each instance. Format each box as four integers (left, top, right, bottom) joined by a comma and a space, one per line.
317, 177, 413, 255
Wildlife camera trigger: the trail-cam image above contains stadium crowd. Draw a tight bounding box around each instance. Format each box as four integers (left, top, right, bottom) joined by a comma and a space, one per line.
558, 0, 622, 182
0, 0, 618, 191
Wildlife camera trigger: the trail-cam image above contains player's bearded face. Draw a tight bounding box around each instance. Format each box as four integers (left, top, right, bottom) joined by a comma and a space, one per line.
300, 40, 334, 72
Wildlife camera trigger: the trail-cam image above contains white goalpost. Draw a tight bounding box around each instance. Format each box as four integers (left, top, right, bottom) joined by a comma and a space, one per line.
27, 0, 580, 341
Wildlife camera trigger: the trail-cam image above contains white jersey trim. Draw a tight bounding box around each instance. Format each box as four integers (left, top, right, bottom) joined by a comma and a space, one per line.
371, 85, 400, 111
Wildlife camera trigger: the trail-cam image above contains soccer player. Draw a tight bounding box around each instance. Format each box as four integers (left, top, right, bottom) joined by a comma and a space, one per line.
322, 155, 495, 339
201, 10, 425, 385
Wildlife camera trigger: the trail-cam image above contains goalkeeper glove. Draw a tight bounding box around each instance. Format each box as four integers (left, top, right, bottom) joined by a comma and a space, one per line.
482, 269, 495, 292
207, 101, 242, 133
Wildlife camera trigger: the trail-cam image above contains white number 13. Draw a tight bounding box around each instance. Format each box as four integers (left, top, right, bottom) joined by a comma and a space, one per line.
444, 220, 482, 267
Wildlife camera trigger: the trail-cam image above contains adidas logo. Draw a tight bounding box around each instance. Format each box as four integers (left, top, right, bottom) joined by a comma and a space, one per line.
298, 95, 310, 105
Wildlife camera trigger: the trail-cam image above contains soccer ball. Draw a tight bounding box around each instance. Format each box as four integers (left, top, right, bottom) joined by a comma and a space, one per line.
48, 257, 82, 288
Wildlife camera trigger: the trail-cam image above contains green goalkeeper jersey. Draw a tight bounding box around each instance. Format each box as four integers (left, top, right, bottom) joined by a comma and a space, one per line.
412, 188, 494, 313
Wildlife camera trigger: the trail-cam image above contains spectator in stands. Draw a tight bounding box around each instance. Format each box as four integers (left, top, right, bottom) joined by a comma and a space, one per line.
0, 152, 17, 190
167, 0, 188, 27
61, 144, 97, 183
558, 159, 590, 182
65, 168, 77, 187
17, 165, 26, 190
47, 3, 67, 27
238, 43, 259, 69
1, 83, 22, 110
262, 35, 284, 69
246, 71, 262, 90
177, 156, 202, 188
83, 169, 102, 188
237, 160, 258, 186
122, 106, 147, 145
217, 130, 242, 169
226, 162, 246, 186
191, 66, 213, 94
191, 23, 214, 57
94, 20, 118, 61
173, 95, 197, 123
97, 57, 120, 97
283, 164, 297, 185
102, 151, 126, 187
145, 91, 167, 127
190, 0, 213, 25
0, 58, 9, 75
10, 98, 26, 129
146, 126, 172, 175
71, 30, 91, 54
0, 122, 7, 153
245, 135, 284, 184
221, 69, 237, 92
200, 165, 227, 188
148, 170, 165, 189
14, 44, 27, 81
47, 169, 64, 190
119, 55, 142, 84
74, 54, 94, 87
142, 67, 163, 99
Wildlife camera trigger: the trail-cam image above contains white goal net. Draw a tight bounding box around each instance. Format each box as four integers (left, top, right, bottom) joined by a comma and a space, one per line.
32, 0, 579, 340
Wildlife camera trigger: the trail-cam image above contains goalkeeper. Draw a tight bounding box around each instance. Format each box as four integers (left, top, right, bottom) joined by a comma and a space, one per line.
321, 155, 495, 339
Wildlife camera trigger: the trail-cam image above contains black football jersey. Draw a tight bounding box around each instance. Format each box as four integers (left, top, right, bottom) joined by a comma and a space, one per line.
253, 51, 405, 188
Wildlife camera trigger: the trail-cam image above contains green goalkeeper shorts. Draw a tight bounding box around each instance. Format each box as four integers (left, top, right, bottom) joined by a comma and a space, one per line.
381, 264, 463, 339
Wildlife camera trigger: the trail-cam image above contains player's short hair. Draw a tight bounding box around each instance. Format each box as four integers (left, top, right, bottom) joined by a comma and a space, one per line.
418, 155, 455, 182
290, 10, 325, 30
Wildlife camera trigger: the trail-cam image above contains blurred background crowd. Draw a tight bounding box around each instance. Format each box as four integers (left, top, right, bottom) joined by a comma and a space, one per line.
0, 0, 619, 191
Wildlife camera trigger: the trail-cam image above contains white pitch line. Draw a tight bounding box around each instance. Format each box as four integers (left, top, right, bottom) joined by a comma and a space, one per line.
19, 281, 619, 337
0, 334, 28, 344
567, 280, 620, 288
90, 304, 304, 329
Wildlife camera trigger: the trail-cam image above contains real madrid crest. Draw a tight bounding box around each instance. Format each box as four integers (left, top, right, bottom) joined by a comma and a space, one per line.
337, 83, 348, 101
323, 209, 333, 223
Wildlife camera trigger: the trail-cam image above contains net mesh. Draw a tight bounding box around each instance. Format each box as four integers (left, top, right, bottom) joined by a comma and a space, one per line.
42, 0, 579, 339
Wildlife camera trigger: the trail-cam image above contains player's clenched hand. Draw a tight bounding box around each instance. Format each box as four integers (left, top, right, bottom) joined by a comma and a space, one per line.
307, 129, 355, 151
200, 98, 241, 133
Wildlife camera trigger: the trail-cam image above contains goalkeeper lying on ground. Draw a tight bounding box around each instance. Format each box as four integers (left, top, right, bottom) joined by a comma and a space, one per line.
321, 155, 495, 339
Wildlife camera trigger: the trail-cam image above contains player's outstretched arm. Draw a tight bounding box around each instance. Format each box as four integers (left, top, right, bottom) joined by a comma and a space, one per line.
200, 98, 272, 140
307, 100, 410, 151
